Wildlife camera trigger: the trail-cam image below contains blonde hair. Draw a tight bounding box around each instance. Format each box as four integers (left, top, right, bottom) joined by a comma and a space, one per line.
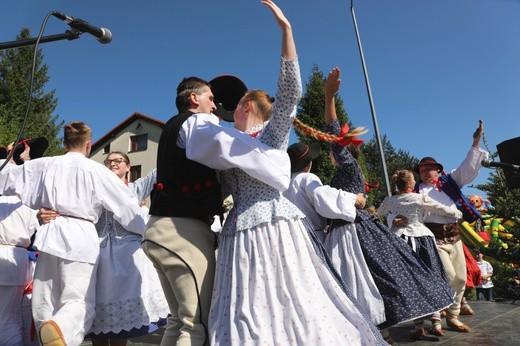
391, 169, 414, 194
293, 118, 367, 145
63, 122, 91, 150
241, 89, 273, 122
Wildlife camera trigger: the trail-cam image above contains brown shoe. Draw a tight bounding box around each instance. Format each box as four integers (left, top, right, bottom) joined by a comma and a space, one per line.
383, 334, 398, 345
428, 325, 445, 336
460, 304, 476, 315
410, 328, 427, 341
446, 318, 471, 332
39, 320, 66, 346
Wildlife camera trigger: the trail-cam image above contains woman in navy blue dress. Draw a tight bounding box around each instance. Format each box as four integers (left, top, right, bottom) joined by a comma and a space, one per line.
296, 67, 455, 332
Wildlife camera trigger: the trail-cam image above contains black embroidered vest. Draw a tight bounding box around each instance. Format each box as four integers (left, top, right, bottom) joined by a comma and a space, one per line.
149, 111, 223, 222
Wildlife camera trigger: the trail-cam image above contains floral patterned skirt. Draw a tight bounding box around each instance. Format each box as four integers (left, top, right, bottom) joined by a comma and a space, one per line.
324, 223, 386, 325
88, 238, 169, 336
342, 210, 455, 329
209, 217, 386, 345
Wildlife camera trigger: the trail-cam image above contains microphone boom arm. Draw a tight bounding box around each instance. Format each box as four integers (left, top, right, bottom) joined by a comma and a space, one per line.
482, 160, 520, 171
0, 30, 80, 50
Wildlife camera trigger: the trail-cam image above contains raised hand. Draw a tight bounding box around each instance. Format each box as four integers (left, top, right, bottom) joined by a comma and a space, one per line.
326, 67, 341, 98
325, 67, 341, 123
262, 0, 290, 30
472, 120, 484, 147
261, 0, 296, 60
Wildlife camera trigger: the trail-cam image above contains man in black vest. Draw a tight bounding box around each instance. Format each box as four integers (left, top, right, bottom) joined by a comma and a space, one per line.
142, 76, 292, 345
143, 77, 221, 345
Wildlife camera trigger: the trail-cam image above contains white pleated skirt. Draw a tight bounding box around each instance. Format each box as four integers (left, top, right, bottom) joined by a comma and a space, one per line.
209, 218, 385, 345
323, 223, 386, 325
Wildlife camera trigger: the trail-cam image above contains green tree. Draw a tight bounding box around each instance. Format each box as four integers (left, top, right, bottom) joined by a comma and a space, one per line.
478, 170, 520, 219
363, 135, 419, 207
474, 169, 520, 299
296, 64, 353, 185
296, 65, 419, 208
0, 27, 64, 156
476, 170, 520, 263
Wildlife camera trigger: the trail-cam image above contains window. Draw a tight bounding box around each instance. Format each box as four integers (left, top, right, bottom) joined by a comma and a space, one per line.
102, 143, 110, 154
129, 165, 141, 182
130, 134, 148, 152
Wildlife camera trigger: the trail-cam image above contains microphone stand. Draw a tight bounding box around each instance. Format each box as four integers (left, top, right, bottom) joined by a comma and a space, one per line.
0, 30, 80, 50
350, 0, 392, 197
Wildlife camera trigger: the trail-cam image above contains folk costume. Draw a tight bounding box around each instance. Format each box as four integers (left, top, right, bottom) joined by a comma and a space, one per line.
89, 168, 169, 338
325, 119, 456, 329
284, 143, 386, 326
143, 104, 292, 344
0, 153, 149, 346
415, 148, 488, 327
0, 138, 45, 346
0, 194, 39, 345
378, 192, 462, 281
201, 58, 385, 345
378, 191, 464, 338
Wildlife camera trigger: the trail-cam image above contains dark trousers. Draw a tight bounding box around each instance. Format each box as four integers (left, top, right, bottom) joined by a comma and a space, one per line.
476, 287, 493, 301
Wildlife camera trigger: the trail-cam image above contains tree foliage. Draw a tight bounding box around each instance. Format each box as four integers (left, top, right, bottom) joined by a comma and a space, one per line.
363, 135, 419, 207
296, 64, 357, 185
296, 64, 418, 207
297, 65, 520, 299
0, 27, 64, 156
473, 170, 520, 299
476, 170, 520, 262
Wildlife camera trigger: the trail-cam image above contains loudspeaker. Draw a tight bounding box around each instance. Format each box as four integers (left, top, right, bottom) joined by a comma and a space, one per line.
497, 136, 520, 189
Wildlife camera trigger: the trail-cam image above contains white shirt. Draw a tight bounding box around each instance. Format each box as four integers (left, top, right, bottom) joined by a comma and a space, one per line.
284, 172, 357, 230
477, 260, 494, 288
387, 146, 488, 226
420, 147, 488, 224
378, 192, 462, 237
0, 195, 39, 285
179, 113, 291, 192
0, 152, 149, 263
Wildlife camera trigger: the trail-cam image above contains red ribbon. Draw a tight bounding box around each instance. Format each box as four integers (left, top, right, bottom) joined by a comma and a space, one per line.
334, 124, 364, 147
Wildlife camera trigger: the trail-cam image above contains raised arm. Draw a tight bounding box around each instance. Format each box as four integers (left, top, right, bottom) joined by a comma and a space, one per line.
472, 120, 484, 148
183, 113, 291, 191
325, 67, 341, 124
450, 120, 489, 186
422, 194, 463, 220
262, 0, 296, 60
258, 0, 301, 150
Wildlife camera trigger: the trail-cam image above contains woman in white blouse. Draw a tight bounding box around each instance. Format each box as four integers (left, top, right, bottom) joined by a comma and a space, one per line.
89, 152, 168, 346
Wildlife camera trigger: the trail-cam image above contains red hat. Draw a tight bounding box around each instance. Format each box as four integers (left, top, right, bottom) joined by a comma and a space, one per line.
414, 156, 443, 174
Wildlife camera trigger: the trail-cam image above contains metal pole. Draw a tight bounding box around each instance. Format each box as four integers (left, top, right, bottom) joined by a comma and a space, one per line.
0, 31, 80, 50
350, 0, 392, 197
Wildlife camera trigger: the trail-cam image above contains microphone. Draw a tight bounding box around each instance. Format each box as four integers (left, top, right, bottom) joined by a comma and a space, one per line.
481, 159, 520, 171
52, 11, 112, 44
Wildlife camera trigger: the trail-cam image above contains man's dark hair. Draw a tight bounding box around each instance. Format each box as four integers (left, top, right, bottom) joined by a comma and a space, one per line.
175, 77, 211, 112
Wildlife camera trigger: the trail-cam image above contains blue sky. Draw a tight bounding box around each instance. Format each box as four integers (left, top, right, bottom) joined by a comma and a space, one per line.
2, 0, 519, 198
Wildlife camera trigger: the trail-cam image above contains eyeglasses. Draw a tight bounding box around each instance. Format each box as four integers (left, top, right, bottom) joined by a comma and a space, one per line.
104, 158, 126, 166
